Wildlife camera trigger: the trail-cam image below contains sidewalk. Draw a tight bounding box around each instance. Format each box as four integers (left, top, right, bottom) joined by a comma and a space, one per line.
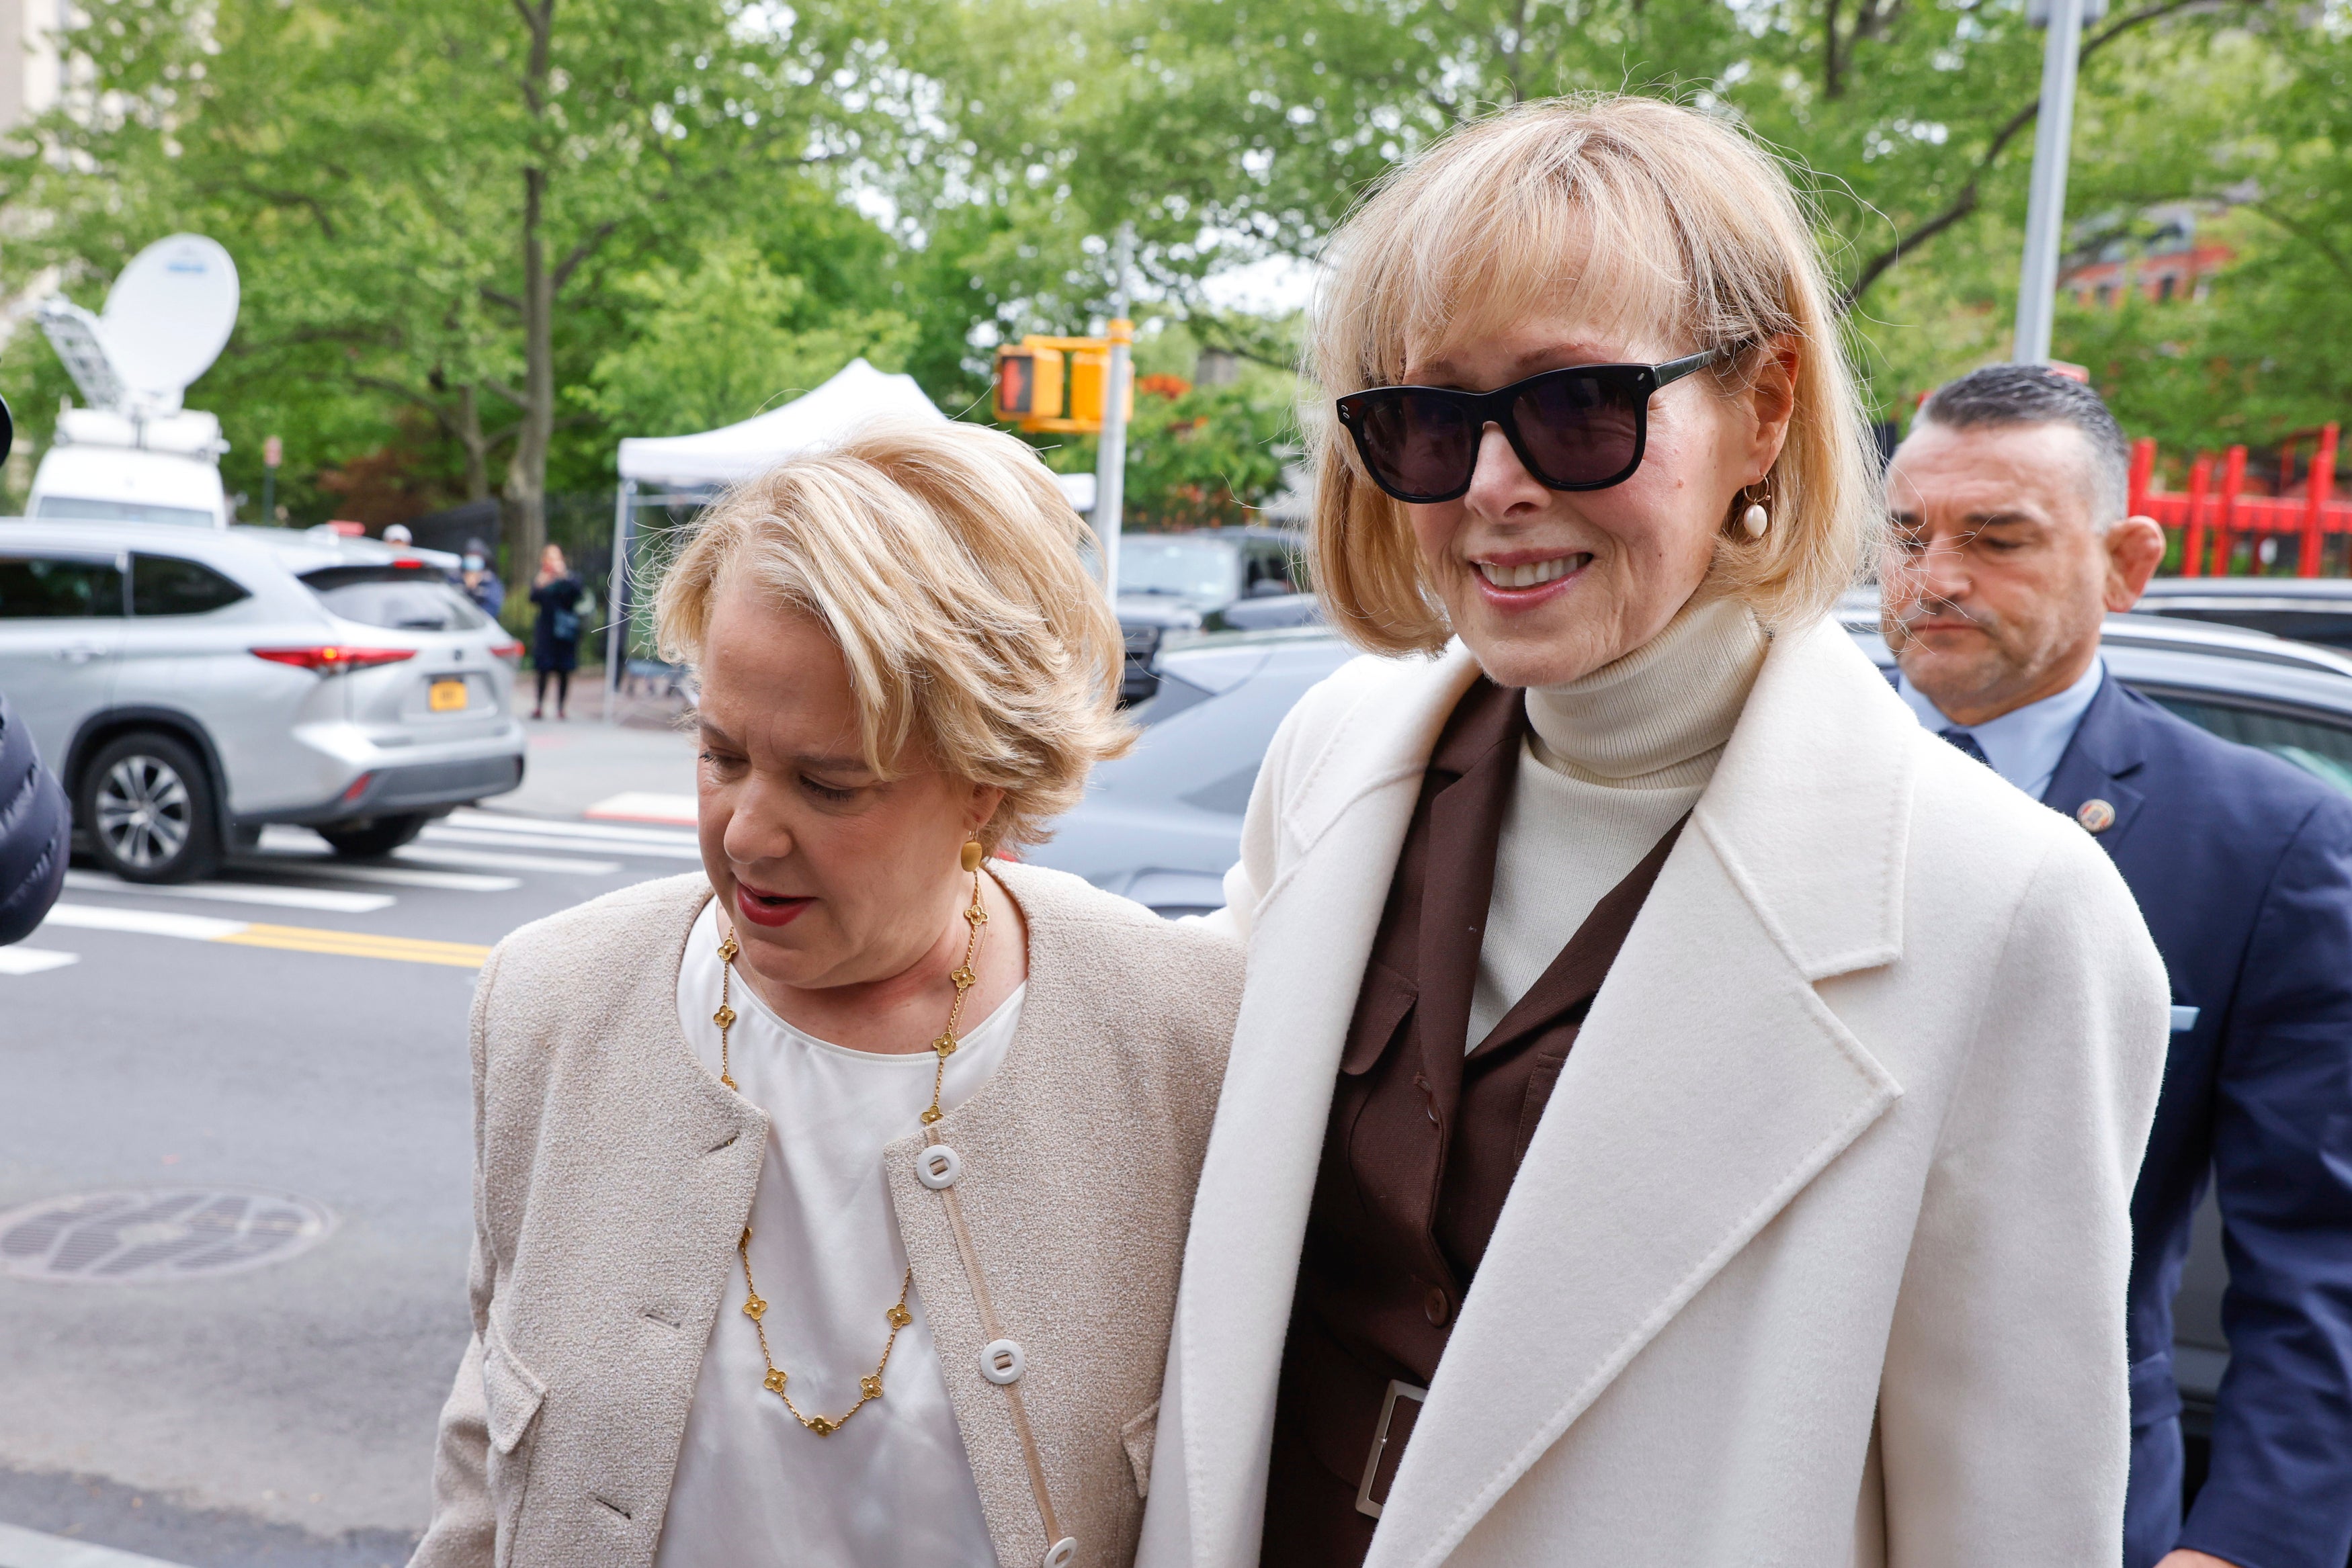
491, 681, 700, 823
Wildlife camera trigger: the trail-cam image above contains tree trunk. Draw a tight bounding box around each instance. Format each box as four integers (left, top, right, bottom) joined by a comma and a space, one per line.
458, 383, 492, 504
503, 0, 557, 584
504, 161, 552, 580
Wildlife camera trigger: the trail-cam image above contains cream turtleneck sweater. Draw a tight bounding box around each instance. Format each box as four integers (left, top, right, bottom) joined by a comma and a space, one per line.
1466, 593, 1769, 1045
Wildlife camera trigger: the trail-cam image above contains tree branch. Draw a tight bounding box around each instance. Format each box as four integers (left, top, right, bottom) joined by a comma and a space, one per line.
550, 218, 623, 294
1839, 0, 2217, 311
2252, 200, 2352, 289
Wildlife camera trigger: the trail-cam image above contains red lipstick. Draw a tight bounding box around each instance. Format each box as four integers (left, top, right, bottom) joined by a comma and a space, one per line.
732, 879, 812, 928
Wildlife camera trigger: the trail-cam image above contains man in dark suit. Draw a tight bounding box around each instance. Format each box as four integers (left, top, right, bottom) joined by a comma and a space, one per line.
1881, 364, 2352, 1568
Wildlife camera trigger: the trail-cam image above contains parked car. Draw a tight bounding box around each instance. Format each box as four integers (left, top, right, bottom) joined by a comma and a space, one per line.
1029, 608, 2352, 1450
2130, 576, 2352, 654
1109, 526, 1315, 701
0, 519, 528, 883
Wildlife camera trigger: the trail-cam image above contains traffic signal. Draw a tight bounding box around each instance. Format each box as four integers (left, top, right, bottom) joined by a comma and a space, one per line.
993, 335, 1128, 432
993, 346, 1064, 423
1065, 346, 1133, 427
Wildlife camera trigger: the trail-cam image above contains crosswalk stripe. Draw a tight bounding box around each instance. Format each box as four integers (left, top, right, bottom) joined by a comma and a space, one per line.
419, 826, 693, 863
446, 808, 701, 849
247, 859, 523, 893
62, 870, 396, 914
585, 790, 697, 825
0, 947, 77, 975
217, 924, 492, 967
397, 842, 626, 875
36, 904, 491, 969
40, 904, 247, 941
0, 1518, 198, 1567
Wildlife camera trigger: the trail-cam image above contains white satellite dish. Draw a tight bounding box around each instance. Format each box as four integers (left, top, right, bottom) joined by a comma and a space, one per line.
97, 234, 239, 412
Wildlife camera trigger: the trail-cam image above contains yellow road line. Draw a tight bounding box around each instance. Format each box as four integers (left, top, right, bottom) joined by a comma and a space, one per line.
215, 923, 493, 969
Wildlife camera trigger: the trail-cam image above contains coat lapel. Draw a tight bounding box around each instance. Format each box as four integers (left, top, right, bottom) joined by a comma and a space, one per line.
2040, 671, 2149, 846
1361, 619, 1914, 1568
1169, 648, 1482, 1568
1415, 682, 1524, 1120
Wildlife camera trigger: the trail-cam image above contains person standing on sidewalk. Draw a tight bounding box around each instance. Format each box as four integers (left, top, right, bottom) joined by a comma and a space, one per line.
459, 538, 505, 619
529, 544, 584, 720
1882, 363, 2352, 1568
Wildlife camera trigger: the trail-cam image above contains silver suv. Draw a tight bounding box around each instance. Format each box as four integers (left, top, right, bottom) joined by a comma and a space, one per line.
0, 520, 526, 883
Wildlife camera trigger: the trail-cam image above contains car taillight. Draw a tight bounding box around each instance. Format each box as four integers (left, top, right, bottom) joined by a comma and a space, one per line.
489, 640, 525, 662
251, 646, 419, 673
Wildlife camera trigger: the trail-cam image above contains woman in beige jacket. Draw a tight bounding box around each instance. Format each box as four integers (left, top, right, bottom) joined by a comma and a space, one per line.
410, 421, 1241, 1568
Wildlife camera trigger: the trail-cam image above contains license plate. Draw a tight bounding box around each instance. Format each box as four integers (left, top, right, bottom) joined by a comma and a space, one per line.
429, 678, 469, 712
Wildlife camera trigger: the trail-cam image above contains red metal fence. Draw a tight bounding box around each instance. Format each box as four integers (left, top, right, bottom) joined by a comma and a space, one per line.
2133, 423, 2347, 576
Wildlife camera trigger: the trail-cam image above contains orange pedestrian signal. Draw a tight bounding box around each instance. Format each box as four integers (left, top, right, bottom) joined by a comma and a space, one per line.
992, 335, 1127, 433
994, 348, 1064, 422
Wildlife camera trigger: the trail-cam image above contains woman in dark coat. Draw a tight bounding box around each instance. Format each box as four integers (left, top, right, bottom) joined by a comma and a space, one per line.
529, 544, 586, 720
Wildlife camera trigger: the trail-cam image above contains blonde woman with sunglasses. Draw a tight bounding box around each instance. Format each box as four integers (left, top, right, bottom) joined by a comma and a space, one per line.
1140, 96, 2169, 1567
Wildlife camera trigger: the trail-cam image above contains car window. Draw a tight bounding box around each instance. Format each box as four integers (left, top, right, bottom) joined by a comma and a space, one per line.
0, 555, 126, 617
131, 553, 251, 616
1242, 546, 1296, 595
2148, 695, 2352, 798
33, 495, 216, 528
302, 568, 488, 631
1122, 536, 1241, 599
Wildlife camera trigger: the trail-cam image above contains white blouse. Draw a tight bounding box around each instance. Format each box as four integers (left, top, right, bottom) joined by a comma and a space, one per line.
655, 897, 1022, 1568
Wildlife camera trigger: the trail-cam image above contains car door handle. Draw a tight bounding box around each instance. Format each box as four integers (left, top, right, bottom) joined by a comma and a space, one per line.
55, 644, 99, 664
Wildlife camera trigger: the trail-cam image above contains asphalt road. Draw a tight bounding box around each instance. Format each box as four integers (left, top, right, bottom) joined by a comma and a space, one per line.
0, 716, 701, 1567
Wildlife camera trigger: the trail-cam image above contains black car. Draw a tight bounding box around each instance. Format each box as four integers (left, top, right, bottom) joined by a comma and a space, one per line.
2132, 577, 2352, 654
1109, 527, 1316, 701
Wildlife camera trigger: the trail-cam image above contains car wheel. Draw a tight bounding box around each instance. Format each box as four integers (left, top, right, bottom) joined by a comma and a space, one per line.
81, 732, 223, 885
317, 814, 430, 859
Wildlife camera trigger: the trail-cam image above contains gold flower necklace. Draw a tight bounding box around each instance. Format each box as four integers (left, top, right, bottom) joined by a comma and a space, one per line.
714, 861, 989, 1438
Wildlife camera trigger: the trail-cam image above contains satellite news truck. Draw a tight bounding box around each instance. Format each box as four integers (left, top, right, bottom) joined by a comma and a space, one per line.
26, 234, 239, 529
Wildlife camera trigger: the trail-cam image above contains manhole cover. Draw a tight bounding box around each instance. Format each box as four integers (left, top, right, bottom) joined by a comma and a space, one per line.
0, 1188, 336, 1283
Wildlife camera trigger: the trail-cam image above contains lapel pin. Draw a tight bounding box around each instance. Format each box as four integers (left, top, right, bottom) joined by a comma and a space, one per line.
2076, 798, 2116, 834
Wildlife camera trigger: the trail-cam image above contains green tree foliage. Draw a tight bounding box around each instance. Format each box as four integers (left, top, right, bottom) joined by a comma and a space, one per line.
5, 0, 2343, 548
583, 238, 917, 438
0, 0, 900, 552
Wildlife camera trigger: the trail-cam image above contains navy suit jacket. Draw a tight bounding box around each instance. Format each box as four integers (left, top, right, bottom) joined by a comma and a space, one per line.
2045, 676, 2352, 1568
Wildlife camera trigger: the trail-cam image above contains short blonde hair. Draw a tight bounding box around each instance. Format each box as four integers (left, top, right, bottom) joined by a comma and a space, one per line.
655, 419, 1130, 848
1308, 94, 1879, 652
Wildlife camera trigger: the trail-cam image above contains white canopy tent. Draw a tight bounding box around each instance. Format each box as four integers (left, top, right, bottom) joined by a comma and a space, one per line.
604, 359, 1094, 711
616, 358, 946, 488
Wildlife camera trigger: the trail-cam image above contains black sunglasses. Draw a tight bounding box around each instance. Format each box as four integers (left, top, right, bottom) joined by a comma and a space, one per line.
1334, 347, 1728, 504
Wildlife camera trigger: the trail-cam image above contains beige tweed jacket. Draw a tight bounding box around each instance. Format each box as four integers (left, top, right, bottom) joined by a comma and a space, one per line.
409, 862, 1242, 1568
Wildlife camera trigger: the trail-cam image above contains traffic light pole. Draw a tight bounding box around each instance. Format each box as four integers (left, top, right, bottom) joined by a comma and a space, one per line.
2013, 0, 2089, 364
1093, 227, 1134, 602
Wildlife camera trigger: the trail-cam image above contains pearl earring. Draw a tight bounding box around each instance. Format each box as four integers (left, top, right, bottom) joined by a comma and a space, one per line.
1742, 501, 1769, 538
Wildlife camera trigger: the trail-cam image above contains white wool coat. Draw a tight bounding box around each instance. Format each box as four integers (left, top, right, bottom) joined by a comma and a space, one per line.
1136, 616, 2171, 1568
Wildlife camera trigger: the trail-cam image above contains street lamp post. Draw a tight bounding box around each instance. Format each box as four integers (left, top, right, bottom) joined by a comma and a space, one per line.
2013, 0, 2102, 363
1093, 226, 1135, 602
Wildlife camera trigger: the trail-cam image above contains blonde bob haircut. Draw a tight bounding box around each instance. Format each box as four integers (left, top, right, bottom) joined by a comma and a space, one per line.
654, 419, 1130, 850
1309, 93, 1879, 652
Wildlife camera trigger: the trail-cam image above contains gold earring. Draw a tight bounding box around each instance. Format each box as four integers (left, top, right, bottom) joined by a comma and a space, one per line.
960, 839, 984, 874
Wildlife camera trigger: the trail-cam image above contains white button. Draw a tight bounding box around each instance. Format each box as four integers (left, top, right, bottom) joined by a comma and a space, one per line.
1043, 1539, 1078, 1568
916, 1145, 962, 1190
978, 1338, 1025, 1385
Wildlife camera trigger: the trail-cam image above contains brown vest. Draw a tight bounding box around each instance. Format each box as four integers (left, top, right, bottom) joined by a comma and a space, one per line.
1261, 679, 1685, 1566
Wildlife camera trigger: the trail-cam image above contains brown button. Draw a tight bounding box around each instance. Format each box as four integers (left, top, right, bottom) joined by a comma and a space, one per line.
1424, 1288, 1450, 1326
